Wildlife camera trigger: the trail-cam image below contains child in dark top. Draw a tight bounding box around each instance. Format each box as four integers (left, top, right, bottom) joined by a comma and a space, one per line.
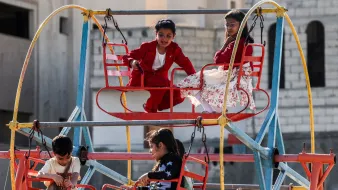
136, 129, 183, 190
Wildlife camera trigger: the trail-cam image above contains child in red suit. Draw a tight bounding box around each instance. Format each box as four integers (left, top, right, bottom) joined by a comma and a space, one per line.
123, 19, 196, 113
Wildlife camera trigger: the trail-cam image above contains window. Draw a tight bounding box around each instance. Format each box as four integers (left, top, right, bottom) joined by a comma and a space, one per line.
142, 29, 148, 37
60, 17, 69, 35
127, 30, 133, 37
231, 1, 236, 9
0, 2, 30, 39
306, 21, 325, 87
268, 23, 285, 89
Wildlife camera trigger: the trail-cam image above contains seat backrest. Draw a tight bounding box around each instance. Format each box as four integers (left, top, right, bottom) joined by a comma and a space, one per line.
103, 42, 131, 87
237, 43, 265, 90
177, 156, 208, 190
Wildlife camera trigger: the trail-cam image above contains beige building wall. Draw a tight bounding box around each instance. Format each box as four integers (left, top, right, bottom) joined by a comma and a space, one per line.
145, 0, 168, 26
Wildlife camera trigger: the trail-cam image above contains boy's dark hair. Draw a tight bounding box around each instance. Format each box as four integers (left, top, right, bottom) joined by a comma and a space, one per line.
175, 139, 185, 158
155, 19, 176, 35
52, 135, 73, 156
225, 9, 254, 43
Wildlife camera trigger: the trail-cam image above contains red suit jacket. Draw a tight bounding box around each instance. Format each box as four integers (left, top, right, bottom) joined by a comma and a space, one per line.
214, 37, 253, 69
123, 40, 196, 112
123, 40, 196, 87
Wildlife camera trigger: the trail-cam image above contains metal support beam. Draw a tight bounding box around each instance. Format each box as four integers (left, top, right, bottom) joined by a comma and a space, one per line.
35, 120, 197, 128
253, 152, 266, 190
86, 160, 129, 184
265, 14, 285, 190
81, 165, 96, 184
225, 123, 270, 158
107, 9, 250, 15
273, 170, 287, 190
104, 8, 286, 15
279, 162, 310, 188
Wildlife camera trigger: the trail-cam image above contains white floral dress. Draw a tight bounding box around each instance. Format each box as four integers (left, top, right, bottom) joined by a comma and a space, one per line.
177, 63, 256, 112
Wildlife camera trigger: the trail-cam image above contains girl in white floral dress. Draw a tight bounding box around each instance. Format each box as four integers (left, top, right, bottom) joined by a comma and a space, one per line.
177, 10, 256, 113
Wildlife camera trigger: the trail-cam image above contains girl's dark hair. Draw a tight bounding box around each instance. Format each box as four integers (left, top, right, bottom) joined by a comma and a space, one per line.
175, 139, 185, 158
146, 128, 180, 171
146, 128, 180, 156
155, 19, 176, 34
52, 135, 73, 156
225, 10, 254, 43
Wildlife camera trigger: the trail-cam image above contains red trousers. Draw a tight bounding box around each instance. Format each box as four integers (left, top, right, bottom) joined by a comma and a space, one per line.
128, 71, 184, 112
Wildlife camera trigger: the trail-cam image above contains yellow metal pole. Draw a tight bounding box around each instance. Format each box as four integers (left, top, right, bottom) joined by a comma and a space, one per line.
284, 14, 315, 153
9, 5, 88, 190
218, 1, 287, 189
292, 186, 307, 190
91, 16, 132, 185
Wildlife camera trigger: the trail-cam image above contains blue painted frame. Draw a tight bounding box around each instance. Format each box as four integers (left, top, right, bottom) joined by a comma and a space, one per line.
15, 10, 312, 190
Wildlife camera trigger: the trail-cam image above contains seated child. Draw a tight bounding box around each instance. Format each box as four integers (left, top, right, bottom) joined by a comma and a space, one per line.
37, 135, 81, 190
123, 19, 196, 113
177, 10, 256, 113
136, 129, 184, 190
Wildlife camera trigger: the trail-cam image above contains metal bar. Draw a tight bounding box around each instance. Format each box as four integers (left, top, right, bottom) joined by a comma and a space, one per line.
226, 123, 269, 158
2, 150, 334, 164
309, 162, 321, 190
265, 15, 285, 190
0, 150, 254, 162
83, 126, 94, 152
253, 152, 266, 190
18, 128, 53, 148
193, 183, 291, 190
255, 108, 275, 144
73, 114, 83, 154
90, 8, 284, 15
275, 154, 335, 164
279, 162, 310, 188
36, 120, 197, 128
318, 163, 335, 188
108, 9, 250, 15
80, 111, 95, 152
81, 165, 96, 184
15, 158, 25, 190
273, 170, 286, 190
265, 113, 277, 189
76, 16, 89, 108
270, 16, 284, 109
73, 17, 90, 151
60, 106, 81, 136
276, 118, 285, 154
86, 160, 129, 184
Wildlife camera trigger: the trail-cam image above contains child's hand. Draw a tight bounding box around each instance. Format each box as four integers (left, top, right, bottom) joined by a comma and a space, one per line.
52, 174, 64, 186
221, 36, 236, 50
225, 36, 236, 45
131, 60, 140, 70
63, 179, 75, 189
137, 173, 149, 186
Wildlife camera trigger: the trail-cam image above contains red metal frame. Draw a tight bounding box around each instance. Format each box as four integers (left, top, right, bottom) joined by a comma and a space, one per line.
297, 151, 336, 190
96, 43, 269, 122
2, 148, 335, 190
11, 154, 96, 190
1, 148, 336, 163
102, 155, 209, 190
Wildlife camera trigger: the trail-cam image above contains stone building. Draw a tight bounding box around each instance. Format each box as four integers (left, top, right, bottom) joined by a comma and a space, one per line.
90, 0, 338, 189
